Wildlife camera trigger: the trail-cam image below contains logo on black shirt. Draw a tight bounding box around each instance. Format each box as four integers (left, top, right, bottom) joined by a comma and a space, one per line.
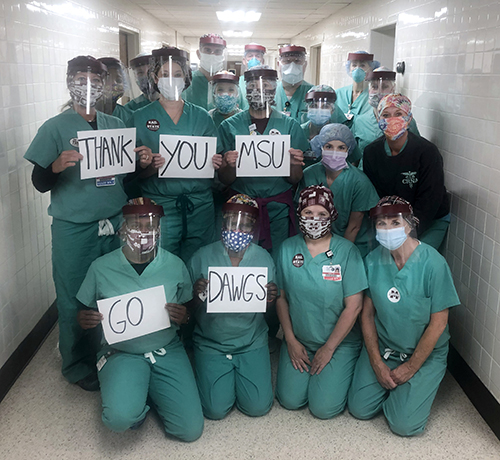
401, 171, 418, 188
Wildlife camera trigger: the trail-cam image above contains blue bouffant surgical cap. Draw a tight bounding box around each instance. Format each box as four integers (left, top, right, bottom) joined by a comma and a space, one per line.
310, 123, 357, 158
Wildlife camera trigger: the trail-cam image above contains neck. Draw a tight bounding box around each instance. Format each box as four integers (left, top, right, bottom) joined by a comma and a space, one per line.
159, 96, 184, 110
304, 232, 332, 249
390, 237, 418, 269
122, 246, 156, 265
387, 131, 408, 156
325, 167, 343, 186
249, 106, 270, 119
227, 247, 247, 266
282, 80, 301, 96
199, 67, 214, 81
73, 103, 96, 121
352, 81, 365, 93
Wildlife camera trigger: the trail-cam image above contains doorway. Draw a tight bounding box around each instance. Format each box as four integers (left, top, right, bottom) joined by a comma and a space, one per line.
370, 24, 396, 70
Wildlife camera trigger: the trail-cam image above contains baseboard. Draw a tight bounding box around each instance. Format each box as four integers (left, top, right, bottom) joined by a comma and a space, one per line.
0, 302, 58, 403
447, 344, 500, 440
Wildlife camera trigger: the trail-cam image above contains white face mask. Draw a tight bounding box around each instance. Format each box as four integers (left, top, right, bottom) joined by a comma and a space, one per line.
281, 62, 304, 85
157, 77, 185, 100
199, 53, 225, 74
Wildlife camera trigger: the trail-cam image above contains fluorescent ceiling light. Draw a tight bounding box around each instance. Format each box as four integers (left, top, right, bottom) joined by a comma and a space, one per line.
223, 30, 253, 38
217, 10, 261, 23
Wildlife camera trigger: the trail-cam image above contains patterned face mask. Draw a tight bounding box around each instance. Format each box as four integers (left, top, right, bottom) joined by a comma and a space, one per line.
126, 228, 158, 255
68, 81, 103, 107
298, 216, 331, 240
214, 93, 238, 114
137, 75, 150, 95
222, 230, 253, 252
246, 88, 276, 111
378, 115, 411, 140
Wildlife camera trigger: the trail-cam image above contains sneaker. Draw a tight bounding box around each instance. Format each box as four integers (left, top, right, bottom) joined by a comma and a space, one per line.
76, 373, 100, 391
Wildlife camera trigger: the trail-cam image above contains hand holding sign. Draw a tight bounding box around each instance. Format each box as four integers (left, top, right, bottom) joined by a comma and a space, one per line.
53, 150, 84, 173
97, 285, 170, 345
235, 135, 291, 177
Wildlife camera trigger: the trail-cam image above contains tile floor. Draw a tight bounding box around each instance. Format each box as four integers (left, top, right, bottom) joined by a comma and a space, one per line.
0, 326, 499, 460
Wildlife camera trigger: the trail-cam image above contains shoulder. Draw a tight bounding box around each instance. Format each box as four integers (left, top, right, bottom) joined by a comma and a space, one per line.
89, 248, 122, 270
97, 111, 126, 128
364, 245, 385, 267
408, 133, 442, 159
249, 243, 275, 266
184, 101, 211, 117
303, 162, 323, 180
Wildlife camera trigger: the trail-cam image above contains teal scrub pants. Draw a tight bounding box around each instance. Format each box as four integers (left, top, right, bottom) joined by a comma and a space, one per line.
98, 340, 204, 442
194, 345, 273, 420
52, 216, 121, 383
276, 341, 361, 419
156, 190, 215, 263
419, 219, 450, 251
347, 345, 448, 436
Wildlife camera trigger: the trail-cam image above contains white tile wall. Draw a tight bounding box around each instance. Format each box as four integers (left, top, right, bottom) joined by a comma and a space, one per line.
0, 0, 185, 369
294, 0, 500, 402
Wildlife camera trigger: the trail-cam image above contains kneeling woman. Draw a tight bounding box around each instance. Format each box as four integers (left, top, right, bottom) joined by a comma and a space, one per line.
76, 198, 204, 442
348, 197, 459, 436
188, 195, 277, 419
275, 185, 367, 419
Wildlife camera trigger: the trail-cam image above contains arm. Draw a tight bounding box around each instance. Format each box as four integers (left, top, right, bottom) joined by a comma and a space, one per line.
309, 291, 363, 375
343, 211, 364, 243
390, 308, 449, 385
217, 150, 238, 185
359, 295, 397, 389
287, 149, 304, 185
276, 289, 311, 372
31, 163, 60, 193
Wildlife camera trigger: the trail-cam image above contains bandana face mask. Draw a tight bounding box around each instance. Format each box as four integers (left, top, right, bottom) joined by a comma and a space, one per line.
378, 115, 411, 141
222, 230, 253, 252
246, 88, 276, 111
126, 227, 158, 255
298, 216, 331, 240
68, 80, 103, 107
214, 93, 238, 114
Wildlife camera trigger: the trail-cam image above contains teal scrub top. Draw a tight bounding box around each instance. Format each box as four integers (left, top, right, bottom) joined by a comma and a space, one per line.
275, 81, 313, 122
77, 247, 193, 354
24, 108, 128, 223
188, 241, 276, 354
124, 94, 151, 112
128, 100, 218, 200
183, 70, 246, 112
335, 84, 372, 121
276, 234, 367, 351
365, 243, 460, 354
217, 108, 309, 198
209, 108, 243, 129
238, 75, 249, 111
298, 163, 379, 246
112, 103, 133, 125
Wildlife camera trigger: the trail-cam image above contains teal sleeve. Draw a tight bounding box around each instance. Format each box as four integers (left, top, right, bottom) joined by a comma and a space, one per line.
187, 250, 204, 284
290, 119, 310, 152
276, 245, 286, 292
427, 255, 460, 313
347, 144, 362, 164
341, 244, 368, 298
409, 118, 420, 136
76, 263, 98, 309
218, 121, 234, 154
24, 122, 60, 168
351, 172, 380, 212
177, 262, 194, 304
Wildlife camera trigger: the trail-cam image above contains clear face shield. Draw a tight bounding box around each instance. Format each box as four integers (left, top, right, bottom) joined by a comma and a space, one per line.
246, 77, 277, 117
132, 61, 157, 101
154, 55, 190, 102
243, 50, 265, 71
121, 213, 162, 263
370, 204, 416, 254
279, 52, 306, 86
221, 210, 259, 256
369, 77, 396, 109
67, 69, 104, 115
304, 98, 334, 125
96, 63, 131, 115
199, 43, 227, 76
210, 80, 240, 114
349, 60, 371, 83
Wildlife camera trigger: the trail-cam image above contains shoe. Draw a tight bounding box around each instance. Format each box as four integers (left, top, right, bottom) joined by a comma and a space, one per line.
76, 373, 100, 391
130, 415, 147, 430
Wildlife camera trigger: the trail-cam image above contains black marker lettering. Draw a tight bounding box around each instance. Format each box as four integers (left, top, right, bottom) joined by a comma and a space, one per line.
102, 137, 111, 168
239, 140, 258, 169
79, 136, 95, 170
121, 137, 133, 164
242, 273, 255, 302
208, 270, 223, 302
193, 142, 209, 170
272, 141, 286, 168
109, 299, 126, 334
111, 135, 120, 166
256, 140, 272, 168
126, 297, 144, 327
255, 274, 267, 301
178, 141, 194, 170
160, 139, 181, 175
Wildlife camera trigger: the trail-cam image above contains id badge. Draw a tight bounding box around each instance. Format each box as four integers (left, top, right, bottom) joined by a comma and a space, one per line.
322, 264, 342, 281
96, 176, 116, 187
345, 112, 354, 121
96, 355, 107, 372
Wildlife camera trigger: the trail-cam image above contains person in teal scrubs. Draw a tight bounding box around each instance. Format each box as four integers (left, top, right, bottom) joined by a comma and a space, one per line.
76, 198, 204, 441
218, 65, 309, 255
354, 67, 420, 159
335, 51, 380, 125
299, 85, 354, 166
299, 124, 379, 257
275, 185, 367, 419
208, 71, 243, 128
124, 53, 158, 112
96, 57, 133, 124
188, 194, 278, 419
238, 43, 267, 111
129, 46, 222, 263
348, 196, 460, 436
24, 56, 152, 390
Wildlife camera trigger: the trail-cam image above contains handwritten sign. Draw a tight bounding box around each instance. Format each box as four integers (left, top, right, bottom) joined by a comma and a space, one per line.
97, 285, 170, 345
207, 267, 268, 313
79, 128, 136, 179
158, 135, 216, 178
235, 135, 290, 177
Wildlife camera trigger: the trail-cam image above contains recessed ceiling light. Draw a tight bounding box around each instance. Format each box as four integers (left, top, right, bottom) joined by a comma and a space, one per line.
217, 10, 261, 23
222, 30, 253, 38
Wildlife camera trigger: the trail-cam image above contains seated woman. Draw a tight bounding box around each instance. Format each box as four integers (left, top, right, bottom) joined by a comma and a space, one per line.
348, 196, 460, 436
299, 123, 379, 257
188, 194, 277, 420
275, 185, 367, 419
76, 198, 204, 442
362, 94, 450, 249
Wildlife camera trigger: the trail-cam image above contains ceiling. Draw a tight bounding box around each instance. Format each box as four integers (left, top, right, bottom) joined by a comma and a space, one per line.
130, 0, 353, 41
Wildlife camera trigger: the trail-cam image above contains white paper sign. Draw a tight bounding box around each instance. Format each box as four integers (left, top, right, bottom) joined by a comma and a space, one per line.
235, 134, 290, 177
158, 135, 216, 178
79, 127, 136, 179
207, 266, 268, 313
97, 285, 170, 345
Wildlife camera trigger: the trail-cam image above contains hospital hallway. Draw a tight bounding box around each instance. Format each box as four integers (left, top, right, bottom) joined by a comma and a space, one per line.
0, 0, 500, 458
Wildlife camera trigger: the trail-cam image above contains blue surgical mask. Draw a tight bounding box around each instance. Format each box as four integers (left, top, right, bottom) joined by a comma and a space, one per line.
214, 93, 238, 114
222, 230, 253, 252
375, 227, 407, 250
351, 67, 366, 83
307, 108, 331, 126
247, 57, 261, 69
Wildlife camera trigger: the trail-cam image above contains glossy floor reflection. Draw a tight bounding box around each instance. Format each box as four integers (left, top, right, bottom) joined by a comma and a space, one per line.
0, 326, 499, 460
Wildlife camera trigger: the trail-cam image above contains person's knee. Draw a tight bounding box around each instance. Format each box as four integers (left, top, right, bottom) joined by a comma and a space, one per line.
102, 407, 144, 432
387, 412, 426, 437
202, 403, 232, 420
237, 396, 273, 417
172, 417, 204, 442
347, 389, 380, 420
309, 399, 345, 420
276, 389, 306, 411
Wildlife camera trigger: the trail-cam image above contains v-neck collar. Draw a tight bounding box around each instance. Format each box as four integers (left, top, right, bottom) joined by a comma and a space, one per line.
299, 234, 335, 265
119, 248, 159, 277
